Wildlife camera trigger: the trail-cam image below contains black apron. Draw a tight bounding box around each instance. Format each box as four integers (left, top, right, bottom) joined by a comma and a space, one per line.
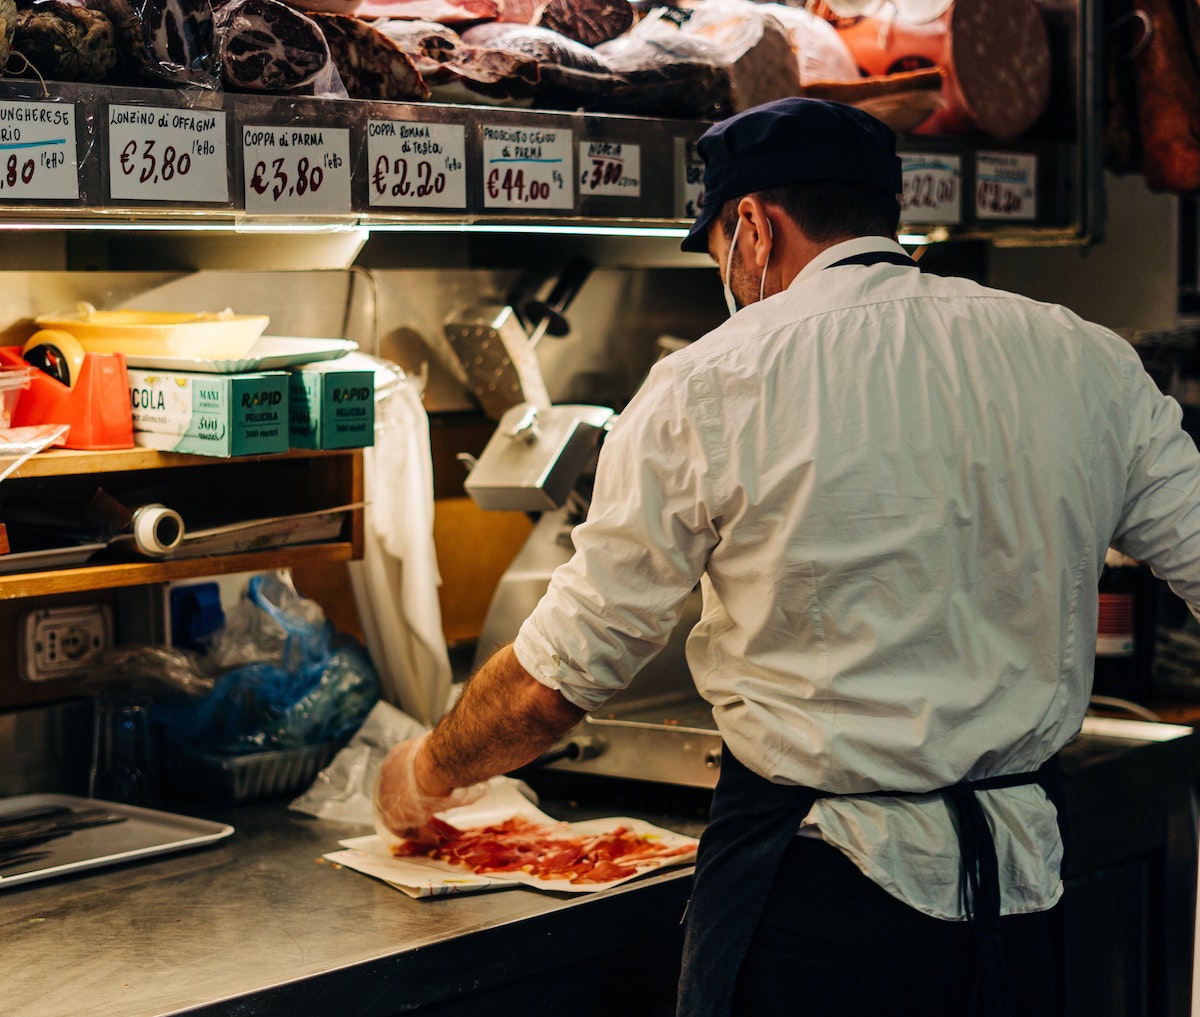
677, 247, 1065, 1017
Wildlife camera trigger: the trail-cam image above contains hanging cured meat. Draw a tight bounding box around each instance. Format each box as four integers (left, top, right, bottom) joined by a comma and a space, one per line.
310, 11, 431, 99
832, 0, 1051, 140
215, 0, 338, 95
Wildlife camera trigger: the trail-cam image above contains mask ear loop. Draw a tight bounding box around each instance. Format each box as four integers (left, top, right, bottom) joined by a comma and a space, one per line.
759, 218, 774, 303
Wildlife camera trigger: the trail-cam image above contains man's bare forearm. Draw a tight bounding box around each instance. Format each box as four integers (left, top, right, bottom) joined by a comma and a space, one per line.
417, 643, 586, 796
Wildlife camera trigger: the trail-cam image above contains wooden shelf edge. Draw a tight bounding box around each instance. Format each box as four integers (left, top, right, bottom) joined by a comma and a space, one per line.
6, 446, 359, 480
0, 543, 357, 599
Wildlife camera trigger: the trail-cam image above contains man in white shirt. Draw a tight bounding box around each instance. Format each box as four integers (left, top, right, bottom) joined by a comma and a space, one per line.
376, 98, 1200, 1017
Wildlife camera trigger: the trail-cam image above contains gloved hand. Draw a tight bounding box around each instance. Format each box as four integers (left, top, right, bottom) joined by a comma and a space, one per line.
373, 732, 486, 847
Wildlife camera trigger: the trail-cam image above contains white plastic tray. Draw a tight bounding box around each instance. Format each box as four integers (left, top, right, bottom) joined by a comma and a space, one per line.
123, 336, 358, 374
0, 793, 234, 890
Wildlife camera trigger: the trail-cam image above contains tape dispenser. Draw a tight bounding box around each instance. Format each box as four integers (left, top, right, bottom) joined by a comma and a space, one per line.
0, 329, 135, 450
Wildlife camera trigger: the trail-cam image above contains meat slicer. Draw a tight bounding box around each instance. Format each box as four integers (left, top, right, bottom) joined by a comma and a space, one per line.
463, 399, 722, 790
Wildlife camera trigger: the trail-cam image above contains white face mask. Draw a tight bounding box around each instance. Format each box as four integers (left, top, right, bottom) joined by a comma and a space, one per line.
722, 216, 773, 318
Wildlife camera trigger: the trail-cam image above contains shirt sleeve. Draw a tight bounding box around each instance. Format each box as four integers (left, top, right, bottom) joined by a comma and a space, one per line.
513, 357, 721, 711
1112, 351, 1200, 619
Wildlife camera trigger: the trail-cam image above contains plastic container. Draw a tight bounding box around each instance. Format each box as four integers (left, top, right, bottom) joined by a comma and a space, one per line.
161, 742, 339, 803
0, 365, 34, 428
34, 304, 270, 360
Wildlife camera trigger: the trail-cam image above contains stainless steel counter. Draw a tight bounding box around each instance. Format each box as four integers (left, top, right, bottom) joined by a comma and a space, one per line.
0, 789, 704, 1017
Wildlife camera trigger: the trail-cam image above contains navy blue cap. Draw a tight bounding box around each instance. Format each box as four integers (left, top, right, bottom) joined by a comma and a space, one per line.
681, 97, 903, 253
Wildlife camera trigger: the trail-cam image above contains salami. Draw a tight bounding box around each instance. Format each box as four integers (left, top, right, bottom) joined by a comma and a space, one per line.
461, 21, 614, 110
215, 0, 338, 95
88, 0, 218, 88
11, 0, 119, 84
534, 0, 634, 49
310, 12, 431, 100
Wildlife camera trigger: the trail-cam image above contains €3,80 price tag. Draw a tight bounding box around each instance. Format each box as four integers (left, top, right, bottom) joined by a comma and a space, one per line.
482, 123, 573, 210
0, 100, 79, 201
108, 104, 228, 203
243, 125, 351, 215
366, 120, 466, 209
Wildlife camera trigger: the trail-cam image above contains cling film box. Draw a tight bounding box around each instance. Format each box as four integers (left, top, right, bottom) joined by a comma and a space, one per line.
287, 357, 375, 450
127, 368, 290, 457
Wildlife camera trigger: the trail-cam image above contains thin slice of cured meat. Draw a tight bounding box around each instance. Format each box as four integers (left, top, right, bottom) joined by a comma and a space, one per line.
11, 0, 119, 84
460, 21, 614, 110
310, 12, 431, 99
393, 815, 695, 886
352, 0, 498, 23
534, 0, 634, 48
216, 0, 338, 95
88, 0, 218, 87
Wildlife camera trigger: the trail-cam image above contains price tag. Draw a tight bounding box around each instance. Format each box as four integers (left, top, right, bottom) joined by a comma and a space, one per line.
578, 140, 641, 198
481, 123, 572, 210
0, 100, 78, 201
674, 137, 704, 220
108, 104, 228, 203
900, 153, 962, 224
366, 120, 466, 209
243, 124, 351, 215
975, 151, 1037, 221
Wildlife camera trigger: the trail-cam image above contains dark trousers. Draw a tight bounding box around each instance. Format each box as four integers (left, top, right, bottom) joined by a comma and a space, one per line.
732, 836, 1061, 1017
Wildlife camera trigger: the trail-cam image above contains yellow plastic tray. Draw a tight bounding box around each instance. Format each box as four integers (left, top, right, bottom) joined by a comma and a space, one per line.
35, 304, 270, 359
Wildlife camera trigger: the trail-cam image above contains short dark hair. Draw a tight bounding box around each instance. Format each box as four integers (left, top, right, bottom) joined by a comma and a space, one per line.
719, 181, 901, 244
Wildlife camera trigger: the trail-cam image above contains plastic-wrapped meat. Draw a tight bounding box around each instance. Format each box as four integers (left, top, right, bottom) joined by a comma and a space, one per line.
215, 0, 339, 95
534, 0, 633, 48
11, 0, 118, 84
88, 0, 218, 87
596, 14, 732, 119
460, 22, 614, 110
372, 16, 459, 71
310, 12, 431, 100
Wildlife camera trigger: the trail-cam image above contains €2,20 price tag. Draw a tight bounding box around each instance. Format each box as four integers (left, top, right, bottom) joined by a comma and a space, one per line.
366, 120, 466, 209
0, 100, 79, 201
578, 140, 641, 198
899, 153, 962, 225
243, 124, 351, 215
482, 124, 573, 210
975, 151, 1037, 221
108, 104, 228, 204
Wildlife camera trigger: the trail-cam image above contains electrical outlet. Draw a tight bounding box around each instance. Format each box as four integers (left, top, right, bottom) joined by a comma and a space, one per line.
21, 604, 113, 682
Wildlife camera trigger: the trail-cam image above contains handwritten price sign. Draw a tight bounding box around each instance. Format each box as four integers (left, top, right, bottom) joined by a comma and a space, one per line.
367, 120, 466, 209
243, 125, 351, 215
674, 137, 704, 220
482, 123, 572, 210
899, 153, 962, 225
975, 152, 1037, 221
108, 104, 227, 203
579, 140, 641, 198
0, 100, 78, 201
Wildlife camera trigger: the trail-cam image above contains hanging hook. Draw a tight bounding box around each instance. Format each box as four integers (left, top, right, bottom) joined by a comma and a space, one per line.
1108, 8, 1153, 61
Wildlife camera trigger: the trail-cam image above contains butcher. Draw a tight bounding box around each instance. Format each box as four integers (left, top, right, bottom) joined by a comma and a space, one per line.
376, 97, 1200, 1016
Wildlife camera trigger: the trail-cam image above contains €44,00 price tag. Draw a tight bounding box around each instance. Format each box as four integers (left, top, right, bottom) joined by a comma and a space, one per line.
366, 120, 466, 209
482, 124, 573, 210
243, 125, 351, 215
578, 140, 641, 198
0, 100, 78, 201
899, 153, 963, 225
108, 104, 228, 204
976, 151, 1037, 221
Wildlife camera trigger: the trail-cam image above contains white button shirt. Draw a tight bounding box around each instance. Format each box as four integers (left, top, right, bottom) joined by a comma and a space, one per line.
514, 236, 1200, 920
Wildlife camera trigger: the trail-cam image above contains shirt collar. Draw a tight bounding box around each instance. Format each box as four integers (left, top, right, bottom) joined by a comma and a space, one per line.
791, 236, 911, 289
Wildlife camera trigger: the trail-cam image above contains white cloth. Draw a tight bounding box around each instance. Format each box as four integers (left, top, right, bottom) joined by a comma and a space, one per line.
350, 359, 452, 728
514, 237, 1200, 920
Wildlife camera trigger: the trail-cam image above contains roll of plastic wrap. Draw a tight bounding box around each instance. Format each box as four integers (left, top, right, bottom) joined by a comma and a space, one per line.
130, 504, 185, 556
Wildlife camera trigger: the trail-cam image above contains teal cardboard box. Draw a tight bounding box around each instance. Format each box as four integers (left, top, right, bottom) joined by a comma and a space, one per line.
288, 356, 375, 450
127, 368, 290, 457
